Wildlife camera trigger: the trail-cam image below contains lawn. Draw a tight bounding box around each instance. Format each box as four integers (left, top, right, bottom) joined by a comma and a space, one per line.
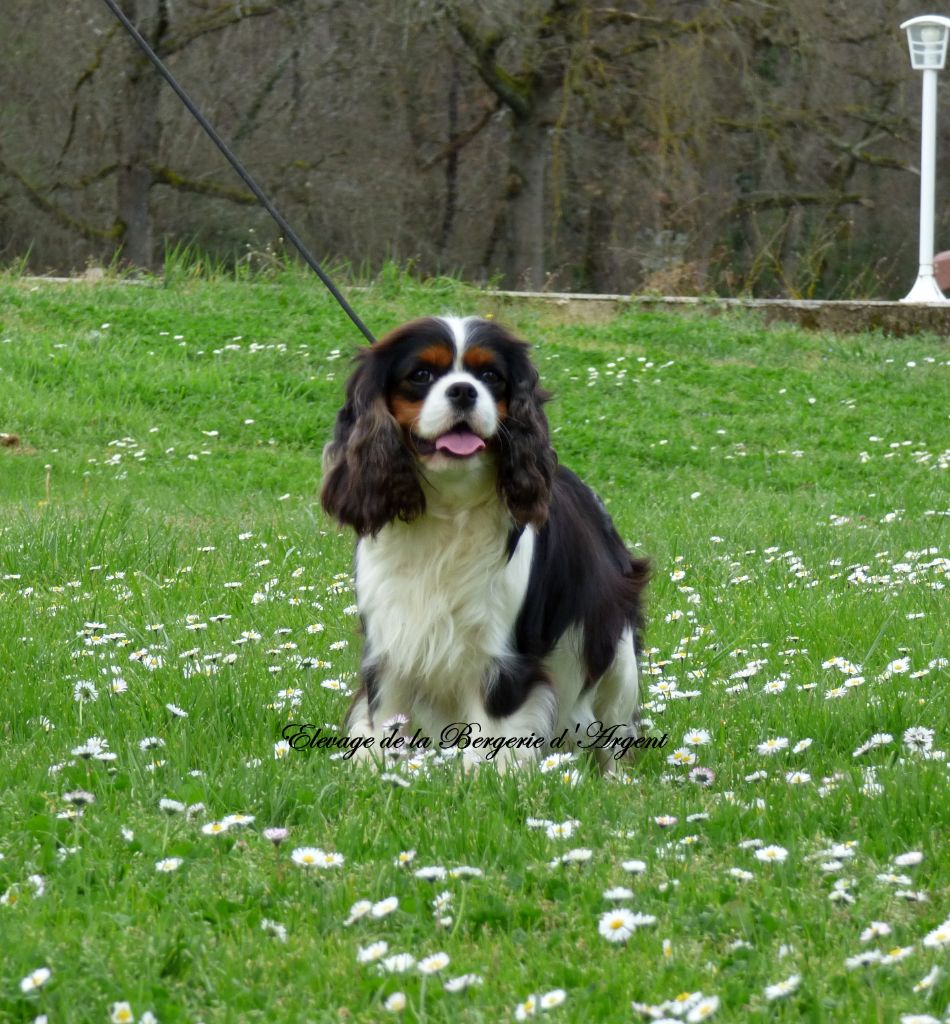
0, 266, 947, 1024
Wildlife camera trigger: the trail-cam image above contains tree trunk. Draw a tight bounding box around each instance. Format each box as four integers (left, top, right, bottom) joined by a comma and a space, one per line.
439, 64, 461, 253
115, 0, 166, 270
506, 115, 548, 290
116, 71, 162, 269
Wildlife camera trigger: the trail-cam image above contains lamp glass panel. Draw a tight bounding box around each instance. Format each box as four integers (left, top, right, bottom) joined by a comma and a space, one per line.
908, 23, 950, 69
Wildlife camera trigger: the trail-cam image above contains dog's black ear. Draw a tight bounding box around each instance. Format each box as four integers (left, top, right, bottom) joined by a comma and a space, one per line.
497, 343, 557, 528
321, 349, 425, 536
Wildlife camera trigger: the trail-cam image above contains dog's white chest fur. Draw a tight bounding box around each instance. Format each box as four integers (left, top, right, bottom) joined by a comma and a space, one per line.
355, 502, 533, 715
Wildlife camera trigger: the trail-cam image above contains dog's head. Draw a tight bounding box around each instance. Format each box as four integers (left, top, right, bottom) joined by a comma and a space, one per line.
321, 316, 557, 536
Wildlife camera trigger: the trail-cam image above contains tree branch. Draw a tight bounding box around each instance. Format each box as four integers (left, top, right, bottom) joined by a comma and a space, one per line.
58, 25, 121, 167
48, 165, 121, 194
234, 53, 292, 144
0, 155, 122, 242
161, 0, 302, 56
735, 191, 872, 212
449, 14, 532, 120
420, 99, 502, 170
147, 164, 258, 204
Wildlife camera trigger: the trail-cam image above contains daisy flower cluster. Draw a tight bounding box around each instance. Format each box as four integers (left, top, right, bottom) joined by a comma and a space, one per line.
343, 849, 497, 1007
2, 295, 947, 1022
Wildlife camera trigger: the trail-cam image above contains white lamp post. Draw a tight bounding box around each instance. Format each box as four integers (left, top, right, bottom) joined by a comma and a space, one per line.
901, 15, 950, 302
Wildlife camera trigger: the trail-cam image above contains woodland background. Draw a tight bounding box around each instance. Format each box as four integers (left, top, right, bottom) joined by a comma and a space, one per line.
2, 0, 948, 298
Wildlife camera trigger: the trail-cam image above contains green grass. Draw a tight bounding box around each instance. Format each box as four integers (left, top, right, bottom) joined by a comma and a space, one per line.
0, 266, 947, 1023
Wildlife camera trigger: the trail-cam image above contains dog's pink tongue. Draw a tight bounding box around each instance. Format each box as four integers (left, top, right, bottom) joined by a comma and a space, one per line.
434, 429, 486, 457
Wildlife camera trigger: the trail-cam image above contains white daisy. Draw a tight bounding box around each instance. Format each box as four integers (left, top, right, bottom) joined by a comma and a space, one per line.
539, 752, 576, 773
371, 896, 399, 918
893, 889, 929, 902
418, 952, 450, 974
880, 945, 914, 964
356, 940, 388, 963
598, 908, 656, 942
261, 918, 288, 942
290, 846, 326, 867
201, 820, 231, 836
413, 865, 447, 881
449, 866, 483, 879
384, 992, 406, 1012
598, 908, 638, 942
912, 965, 942, 991
922, 922, 950, 948
381, 953, 417, 974
19, 967, 52, 993
686, 995, 720, 1021
893, 851, 923, 867
755, 845, 789, 863
859, 921, 891, 943
546, 820, 578, 839
845, 950, 883, 969
540, 989, 567, 1009
432, 891, 453, 913
344, 900, 373, 925
443, 973, 484, 992
515, 994, 538, 1020
903, 727, 934, 753
764, 974, 800, 1001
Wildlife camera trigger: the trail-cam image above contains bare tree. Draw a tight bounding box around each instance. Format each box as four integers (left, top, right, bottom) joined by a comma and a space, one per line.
446, 0, 584, 288
0, 0, 300, 270
0, 0, 941, 298
113, 0, 303, 268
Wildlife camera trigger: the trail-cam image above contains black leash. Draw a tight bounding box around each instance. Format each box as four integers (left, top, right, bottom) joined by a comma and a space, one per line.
100, 0, 377, 345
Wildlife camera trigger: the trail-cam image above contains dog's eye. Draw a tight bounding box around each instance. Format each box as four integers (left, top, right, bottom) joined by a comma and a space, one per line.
479, 369, 502, 385
408, 368, 434, 385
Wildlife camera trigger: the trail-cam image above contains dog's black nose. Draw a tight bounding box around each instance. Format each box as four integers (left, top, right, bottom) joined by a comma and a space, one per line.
446, 381, 478, 408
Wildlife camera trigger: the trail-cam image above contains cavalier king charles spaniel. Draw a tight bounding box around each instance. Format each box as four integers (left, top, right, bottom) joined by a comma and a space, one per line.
321, 316, 649, 770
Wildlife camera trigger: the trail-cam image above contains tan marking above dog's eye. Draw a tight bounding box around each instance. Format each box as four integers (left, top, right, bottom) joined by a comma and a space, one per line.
416, 343, 453, 369
463, 346, 498, 371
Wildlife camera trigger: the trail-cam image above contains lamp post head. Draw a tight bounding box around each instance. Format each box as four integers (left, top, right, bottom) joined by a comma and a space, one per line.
901, 15, 950, 70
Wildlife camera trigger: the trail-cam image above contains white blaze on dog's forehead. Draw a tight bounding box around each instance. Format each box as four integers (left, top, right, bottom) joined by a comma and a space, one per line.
437, 316, 481, 370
